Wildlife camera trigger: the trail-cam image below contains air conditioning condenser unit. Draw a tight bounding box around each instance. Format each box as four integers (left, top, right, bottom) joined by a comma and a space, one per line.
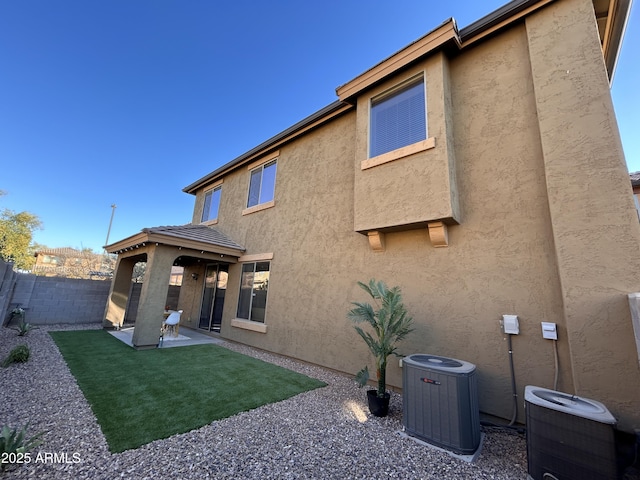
402, 354, 480, 454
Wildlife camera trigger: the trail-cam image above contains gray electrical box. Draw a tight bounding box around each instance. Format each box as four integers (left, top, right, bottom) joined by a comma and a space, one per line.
402, 354, 481, 454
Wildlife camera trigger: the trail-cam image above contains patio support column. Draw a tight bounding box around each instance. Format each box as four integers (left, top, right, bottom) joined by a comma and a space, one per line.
132, 245, 175, 349
103, 255, 138, 329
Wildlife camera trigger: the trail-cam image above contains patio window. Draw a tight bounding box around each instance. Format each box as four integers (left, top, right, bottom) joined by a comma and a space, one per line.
201, 186, 221, 223
237, 262, 270, 323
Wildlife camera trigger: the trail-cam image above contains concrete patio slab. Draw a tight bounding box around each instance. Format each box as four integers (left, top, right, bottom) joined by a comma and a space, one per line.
108, 326, 223, 348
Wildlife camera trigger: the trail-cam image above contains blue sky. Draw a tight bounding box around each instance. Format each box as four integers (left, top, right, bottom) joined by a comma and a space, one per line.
1, 1, 638, 253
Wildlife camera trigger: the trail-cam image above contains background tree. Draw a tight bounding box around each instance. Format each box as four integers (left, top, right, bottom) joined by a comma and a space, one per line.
0, 201, 42, 270
132, 261, 146, 283
31, 247, 115, 280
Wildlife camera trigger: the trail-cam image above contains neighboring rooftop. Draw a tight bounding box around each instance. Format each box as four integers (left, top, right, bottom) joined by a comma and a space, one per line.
34, 247, 86, 256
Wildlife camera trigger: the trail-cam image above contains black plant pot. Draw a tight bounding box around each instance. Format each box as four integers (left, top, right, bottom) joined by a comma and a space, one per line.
367, 389, 390, 417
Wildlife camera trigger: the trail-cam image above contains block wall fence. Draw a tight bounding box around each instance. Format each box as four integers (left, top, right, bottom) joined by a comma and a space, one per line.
0, 259, 177, 326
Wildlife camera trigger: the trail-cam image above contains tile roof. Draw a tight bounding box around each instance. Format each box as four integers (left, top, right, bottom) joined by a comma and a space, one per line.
630, 171, 640, 187
35, 247, 83, 256
141, 224, 245, 251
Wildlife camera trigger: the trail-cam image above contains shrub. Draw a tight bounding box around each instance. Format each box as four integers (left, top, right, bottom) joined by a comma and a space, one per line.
0, 424, 44, 470
1, 345, 30, 368
12, 320, 37, 336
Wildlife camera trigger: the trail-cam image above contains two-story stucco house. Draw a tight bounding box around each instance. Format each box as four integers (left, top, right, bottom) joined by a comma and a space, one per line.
104, 0, 640, 430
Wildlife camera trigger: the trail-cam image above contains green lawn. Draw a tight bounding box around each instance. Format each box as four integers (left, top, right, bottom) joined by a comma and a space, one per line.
50, 330, 326, 452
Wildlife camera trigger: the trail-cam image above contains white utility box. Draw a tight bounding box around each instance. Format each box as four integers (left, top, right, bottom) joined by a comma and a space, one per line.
541, 322, 557, 340
502, 315, 519, 334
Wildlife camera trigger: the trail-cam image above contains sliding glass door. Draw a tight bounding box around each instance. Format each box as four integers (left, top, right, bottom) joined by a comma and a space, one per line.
198, 264, 228, 332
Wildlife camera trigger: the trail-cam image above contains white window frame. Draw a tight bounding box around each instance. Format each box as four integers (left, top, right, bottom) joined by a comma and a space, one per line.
242, 152, 278, 215
201, 183, 222, 224
236, 261, 270, 321
231, 253, 273, 333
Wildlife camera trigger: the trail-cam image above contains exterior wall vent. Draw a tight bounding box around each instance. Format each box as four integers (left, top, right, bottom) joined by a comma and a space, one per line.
402, 354, 480, 454
525, 385, 618, 480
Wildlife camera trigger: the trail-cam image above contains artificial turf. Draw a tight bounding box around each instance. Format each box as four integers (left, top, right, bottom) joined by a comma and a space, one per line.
50, 330, 326, 452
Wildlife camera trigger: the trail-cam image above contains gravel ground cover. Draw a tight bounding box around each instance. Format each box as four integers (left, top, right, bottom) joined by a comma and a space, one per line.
0, 324, 531, 479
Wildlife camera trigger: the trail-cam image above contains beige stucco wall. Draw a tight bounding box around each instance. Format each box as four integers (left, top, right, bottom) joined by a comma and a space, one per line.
353, 53, 460, 232
189, 0, 640, 429
525, 0, 640, 428
207, 112, 366, 362
177, 264, 207, 330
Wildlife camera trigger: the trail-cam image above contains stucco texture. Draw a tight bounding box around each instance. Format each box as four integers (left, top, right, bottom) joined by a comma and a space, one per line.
353, 56, 460, 232
525, 0, 640, 428
187, 0, 640, 429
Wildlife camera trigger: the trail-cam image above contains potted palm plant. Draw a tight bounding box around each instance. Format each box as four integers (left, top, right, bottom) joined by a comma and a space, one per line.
347, 279, 414, 417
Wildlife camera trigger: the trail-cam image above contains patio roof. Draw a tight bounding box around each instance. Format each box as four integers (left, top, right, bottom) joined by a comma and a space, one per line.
104, 224, 245, 257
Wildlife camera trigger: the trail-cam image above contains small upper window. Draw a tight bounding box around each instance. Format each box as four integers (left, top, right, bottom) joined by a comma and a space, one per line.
201, 186, 221, 223
247, 160, 277, 208
370, 77, 426, 158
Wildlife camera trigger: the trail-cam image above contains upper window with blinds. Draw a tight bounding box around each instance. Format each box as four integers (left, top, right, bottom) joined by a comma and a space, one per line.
369, 76, 427, 158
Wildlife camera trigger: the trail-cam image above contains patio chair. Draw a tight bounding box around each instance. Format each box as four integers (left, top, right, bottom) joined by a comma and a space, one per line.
163, 310, 183, 337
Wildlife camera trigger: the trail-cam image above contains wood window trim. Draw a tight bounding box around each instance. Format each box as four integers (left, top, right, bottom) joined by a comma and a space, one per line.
246, 150, 280, 171
242, 200, 275, 216
237, 252, 274, 262
361, 137, 436, 170
230, 318, 268, 333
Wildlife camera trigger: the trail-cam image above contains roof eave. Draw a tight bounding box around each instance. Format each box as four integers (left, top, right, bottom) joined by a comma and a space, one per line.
145, 232, 244, 257
104, 231, 244, 257
183, 2, 552, 196
460, 0, 633, 83
335, 19, 461, 103
600, 0, 633, 84
183, 0, 632, 195
104, 232, 150, 254
334, 0, 570, 101
459, 0, 556, 44
182, 100, 352, 194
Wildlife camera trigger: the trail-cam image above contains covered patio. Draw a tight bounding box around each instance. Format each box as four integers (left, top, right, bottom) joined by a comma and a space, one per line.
102, 224, 244, 349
